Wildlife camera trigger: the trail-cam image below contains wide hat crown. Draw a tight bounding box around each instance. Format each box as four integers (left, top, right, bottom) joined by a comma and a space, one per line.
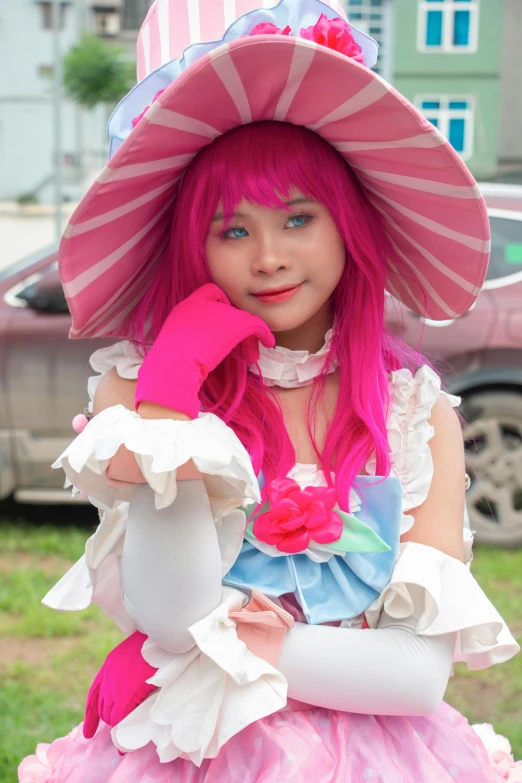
58, 0, 490, 340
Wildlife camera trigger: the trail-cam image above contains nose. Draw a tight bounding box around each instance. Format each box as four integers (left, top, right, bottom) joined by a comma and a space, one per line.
251, 231, 290, 276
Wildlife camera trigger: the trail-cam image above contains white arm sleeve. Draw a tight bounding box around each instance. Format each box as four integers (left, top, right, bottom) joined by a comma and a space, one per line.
277, 585, 457, 716
121, 484, 455, 716
121, 482, 222, 654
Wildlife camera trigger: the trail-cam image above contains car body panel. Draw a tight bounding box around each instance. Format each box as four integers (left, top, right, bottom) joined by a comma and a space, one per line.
0, 250, 110, 496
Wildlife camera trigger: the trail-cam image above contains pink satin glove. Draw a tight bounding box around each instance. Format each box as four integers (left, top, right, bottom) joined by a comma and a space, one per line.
83, 631, 158, 739
135, 283, 275, 417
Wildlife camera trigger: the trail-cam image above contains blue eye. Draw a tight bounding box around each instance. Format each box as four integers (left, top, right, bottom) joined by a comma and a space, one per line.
223, 226, 248, 240
288, 214, 312, 228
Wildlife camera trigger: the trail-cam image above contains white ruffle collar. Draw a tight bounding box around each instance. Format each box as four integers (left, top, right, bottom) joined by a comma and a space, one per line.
250, 328, 338, 388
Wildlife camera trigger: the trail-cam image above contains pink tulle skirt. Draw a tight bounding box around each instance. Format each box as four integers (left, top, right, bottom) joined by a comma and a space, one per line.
19, 702, 522, 783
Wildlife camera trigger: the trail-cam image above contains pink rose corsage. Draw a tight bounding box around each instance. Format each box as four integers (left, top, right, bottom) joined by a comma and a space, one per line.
300, 14, 364, 62
253, 478, 342, 554
132, 89, 166, 128
250, 477, 391, 556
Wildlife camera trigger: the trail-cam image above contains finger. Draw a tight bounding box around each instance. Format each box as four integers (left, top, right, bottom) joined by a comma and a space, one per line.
251, 325, 276, 349
227, 311, 275, 348
187, 283, 230, 306
83, 685, 101, 739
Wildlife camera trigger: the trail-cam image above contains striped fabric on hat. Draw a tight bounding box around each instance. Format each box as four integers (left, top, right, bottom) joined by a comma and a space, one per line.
58, 2, 490, 340
137, 0, 347, 79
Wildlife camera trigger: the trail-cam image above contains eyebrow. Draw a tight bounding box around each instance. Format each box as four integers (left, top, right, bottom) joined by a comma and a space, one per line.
211, 197, 317, 223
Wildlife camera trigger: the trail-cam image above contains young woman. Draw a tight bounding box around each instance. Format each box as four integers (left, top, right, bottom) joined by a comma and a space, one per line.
19, 2, 521, 781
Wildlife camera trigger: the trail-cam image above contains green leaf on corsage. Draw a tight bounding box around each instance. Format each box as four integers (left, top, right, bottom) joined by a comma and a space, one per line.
325, 510, 391, 554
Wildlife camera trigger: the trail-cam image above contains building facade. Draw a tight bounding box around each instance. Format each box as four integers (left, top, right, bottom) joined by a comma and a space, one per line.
368, 0, 505, 180
0, 0, 152, 202
0, 0, 511, 200
498, 0, 522, 175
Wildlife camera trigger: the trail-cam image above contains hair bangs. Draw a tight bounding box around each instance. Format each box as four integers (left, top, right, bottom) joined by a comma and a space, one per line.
130, 121, 429, 510
197, 122, 343, 228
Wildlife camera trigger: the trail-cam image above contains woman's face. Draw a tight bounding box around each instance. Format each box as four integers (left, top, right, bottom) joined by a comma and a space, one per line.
205, 189, 345, 339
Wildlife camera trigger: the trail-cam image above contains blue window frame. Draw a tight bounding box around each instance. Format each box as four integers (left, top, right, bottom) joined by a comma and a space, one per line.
346, 0, 388, 75
418, 96, 474, 158
418, 0, 479, 53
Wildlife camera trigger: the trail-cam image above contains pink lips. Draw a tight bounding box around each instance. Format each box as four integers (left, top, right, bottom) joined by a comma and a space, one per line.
252, 284, 302, 303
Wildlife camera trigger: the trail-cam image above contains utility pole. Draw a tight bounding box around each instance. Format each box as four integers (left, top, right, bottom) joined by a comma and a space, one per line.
75, 0, 88, 187
52, 0, 63, 240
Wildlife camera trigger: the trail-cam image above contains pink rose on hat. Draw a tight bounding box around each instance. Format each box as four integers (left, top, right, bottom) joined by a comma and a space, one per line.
253, 478, 342, 554
300, 14, 364, 62
250, 22, 291, 36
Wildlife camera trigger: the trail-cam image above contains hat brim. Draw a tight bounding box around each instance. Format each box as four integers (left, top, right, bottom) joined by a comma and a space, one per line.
59, 35, 490, 339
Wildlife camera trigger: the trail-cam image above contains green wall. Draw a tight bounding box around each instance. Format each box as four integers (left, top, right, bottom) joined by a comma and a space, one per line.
391, 0, 504, 178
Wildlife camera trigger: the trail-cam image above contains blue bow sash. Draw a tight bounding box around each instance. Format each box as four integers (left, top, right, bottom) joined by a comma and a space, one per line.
223, 475, 402, 625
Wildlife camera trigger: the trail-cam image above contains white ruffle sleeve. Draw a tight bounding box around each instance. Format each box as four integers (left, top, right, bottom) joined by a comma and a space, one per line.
53, 405, 260, 512
44, 342, 260, 630
365, 542, 520, 670
366, 365, 461, 536
111, 586, 288, 766
87, 340, 143, 412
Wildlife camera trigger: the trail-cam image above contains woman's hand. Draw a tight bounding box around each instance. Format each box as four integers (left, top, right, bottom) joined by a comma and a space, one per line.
83, 631, 158, 738
135, 283, 275, 418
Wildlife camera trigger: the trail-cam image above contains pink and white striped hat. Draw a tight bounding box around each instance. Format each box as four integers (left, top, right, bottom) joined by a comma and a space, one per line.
59, 0, 490, 340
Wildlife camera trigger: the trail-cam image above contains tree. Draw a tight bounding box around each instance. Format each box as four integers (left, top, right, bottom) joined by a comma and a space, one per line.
63, 34, 134, 110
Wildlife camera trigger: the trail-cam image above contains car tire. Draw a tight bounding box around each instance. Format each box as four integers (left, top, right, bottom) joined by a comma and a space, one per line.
461, 390, 522, 548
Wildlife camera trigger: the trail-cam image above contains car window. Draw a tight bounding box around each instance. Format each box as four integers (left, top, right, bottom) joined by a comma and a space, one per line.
487, 217, 522, 281
15, 268, 69, 314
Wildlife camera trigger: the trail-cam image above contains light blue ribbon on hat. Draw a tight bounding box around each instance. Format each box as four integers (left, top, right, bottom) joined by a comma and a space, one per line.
223, 475, 402, 625
107, 0, 378, 157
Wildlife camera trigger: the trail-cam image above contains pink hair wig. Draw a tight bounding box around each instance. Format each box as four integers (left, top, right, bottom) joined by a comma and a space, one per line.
131, 122, 426, 510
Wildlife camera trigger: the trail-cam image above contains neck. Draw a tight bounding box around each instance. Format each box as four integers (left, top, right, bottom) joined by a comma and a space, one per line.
274, 303, 333, 353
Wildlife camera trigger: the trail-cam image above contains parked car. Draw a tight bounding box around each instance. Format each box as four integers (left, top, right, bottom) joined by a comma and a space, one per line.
1, 195, 522, 546
386, 196, 522, 548
0, 246, 110, 504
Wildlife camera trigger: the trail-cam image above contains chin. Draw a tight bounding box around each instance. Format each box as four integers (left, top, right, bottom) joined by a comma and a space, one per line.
263, 313, 312, 333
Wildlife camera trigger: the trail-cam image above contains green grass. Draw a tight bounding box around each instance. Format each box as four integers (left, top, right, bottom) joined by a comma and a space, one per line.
0, 516, 521, 782
0, 516, 124, 781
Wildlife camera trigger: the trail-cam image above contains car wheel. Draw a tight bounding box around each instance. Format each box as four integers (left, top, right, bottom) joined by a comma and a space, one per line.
461, 391, 522, 547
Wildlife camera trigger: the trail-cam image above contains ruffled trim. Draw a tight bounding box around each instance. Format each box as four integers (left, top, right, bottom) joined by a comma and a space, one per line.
87, 340, 143, 412
107, 0, 377, 157
111, 586, 288, 766
365, 542, 520, 670
85, 349, 453, 533
249, 328, 338, 388
471, 724, 522, 781
53, 404, 260, 511
366, 365, 461, 535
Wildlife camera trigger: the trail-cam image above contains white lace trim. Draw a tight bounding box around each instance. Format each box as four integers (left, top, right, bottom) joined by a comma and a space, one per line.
249, 328, 338, 388
365, 542, 520, 670
111, 586, 288, 766
366, 365, 461, 535
85, 344, 461, 536
86, 332, 339, 409
87, 341, 143, 412
53, 405, 260, 512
